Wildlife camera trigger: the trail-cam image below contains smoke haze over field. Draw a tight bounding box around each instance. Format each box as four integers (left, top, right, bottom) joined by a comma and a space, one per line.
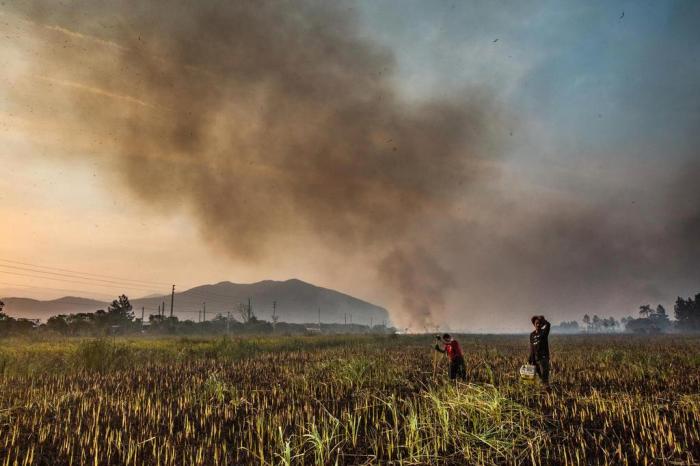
2, 1, 699, 330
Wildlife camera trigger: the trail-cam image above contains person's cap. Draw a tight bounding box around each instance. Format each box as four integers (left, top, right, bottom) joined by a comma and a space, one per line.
442, 333, 451, 340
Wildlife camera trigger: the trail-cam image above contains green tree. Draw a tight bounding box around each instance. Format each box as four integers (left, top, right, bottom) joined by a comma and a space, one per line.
0, 300, 10, 336
674, 294, 700, 331
639, 304, 653, 319
0, 302, 35, 336
651, 305, 671, 331
47, 314, 70, 335
108, 295, 134, 322
582, 314, 591, 331
655, 305, 666, 317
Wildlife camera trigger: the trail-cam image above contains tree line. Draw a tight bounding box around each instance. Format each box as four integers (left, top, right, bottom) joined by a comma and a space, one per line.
0, 295, 393, 337
559, 292, 700, 334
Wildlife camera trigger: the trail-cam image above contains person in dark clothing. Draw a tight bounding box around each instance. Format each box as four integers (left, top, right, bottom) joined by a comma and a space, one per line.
434, 333, 466, 381
529, 315, 550, 387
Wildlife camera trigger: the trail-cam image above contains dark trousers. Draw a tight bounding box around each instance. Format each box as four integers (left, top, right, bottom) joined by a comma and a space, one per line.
449, 356, 466, 381
534, 358, 549, 384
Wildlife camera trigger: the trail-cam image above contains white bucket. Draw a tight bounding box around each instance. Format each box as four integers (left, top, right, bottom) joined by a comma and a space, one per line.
519, 364, 536, 380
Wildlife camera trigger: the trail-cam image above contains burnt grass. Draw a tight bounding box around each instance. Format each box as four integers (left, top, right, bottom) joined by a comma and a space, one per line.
0, 334, 698, 465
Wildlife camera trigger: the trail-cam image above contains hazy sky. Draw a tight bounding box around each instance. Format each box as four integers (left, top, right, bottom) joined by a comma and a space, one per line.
1, 1, 698, 331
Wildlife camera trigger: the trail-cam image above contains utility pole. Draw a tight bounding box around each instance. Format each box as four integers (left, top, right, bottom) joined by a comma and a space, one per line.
198, 310, 201, 323
157, 303, 161, 316
344, 313, 347, 325
271, 301, 277, 332
203, 302, 206, 322
162, 301, 166, 317
226, 311, 231, 335
141, 307, 144, 327
170, 285, 175, 318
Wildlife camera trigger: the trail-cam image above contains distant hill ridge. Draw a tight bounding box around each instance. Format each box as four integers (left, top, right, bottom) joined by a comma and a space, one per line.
2, 279, 390, 325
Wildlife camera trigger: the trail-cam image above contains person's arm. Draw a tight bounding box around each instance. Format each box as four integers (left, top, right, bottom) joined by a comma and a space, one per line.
540, 317, 550, 337
528, 334, 536, 364
434, 343, 446, 353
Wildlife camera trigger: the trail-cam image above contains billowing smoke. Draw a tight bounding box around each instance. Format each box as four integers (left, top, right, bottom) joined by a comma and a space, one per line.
378, 248, 455, 331
8, 0, 500, 327
6, 1, 700, 330
437, 160, 700, 329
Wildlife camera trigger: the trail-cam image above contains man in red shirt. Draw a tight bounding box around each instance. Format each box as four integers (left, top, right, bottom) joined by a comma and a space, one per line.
434, 333, 466, 381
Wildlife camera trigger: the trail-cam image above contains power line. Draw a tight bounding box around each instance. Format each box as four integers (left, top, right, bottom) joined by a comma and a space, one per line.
0, 265, 286, 318
0, 264, 165, 290
1, 278, 364, 324
0, 269, 163, 292
0, 259, 297, 309
0, 282, 233, 319
0, 280, 117, 299
0, 258, 170, 287
169, 287, 285, 310
0, 281, 273, 317
0, 259, 281, 310
161, 289, 246, 308
0, 270, 274, 314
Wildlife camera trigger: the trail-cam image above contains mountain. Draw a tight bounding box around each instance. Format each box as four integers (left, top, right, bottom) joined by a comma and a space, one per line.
1, 296, 109, 321
2, 279, 390, 325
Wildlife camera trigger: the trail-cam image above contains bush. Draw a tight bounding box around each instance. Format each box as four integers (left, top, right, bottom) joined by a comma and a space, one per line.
73, 339, 134, 372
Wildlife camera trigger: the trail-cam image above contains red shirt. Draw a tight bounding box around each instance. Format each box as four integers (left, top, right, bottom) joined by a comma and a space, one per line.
444, 340, 463, 361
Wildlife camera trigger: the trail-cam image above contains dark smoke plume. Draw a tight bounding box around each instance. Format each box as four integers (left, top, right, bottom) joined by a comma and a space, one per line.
7, 1, 700, 330
10, 0, 499, 327
378, 248, 455, 330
